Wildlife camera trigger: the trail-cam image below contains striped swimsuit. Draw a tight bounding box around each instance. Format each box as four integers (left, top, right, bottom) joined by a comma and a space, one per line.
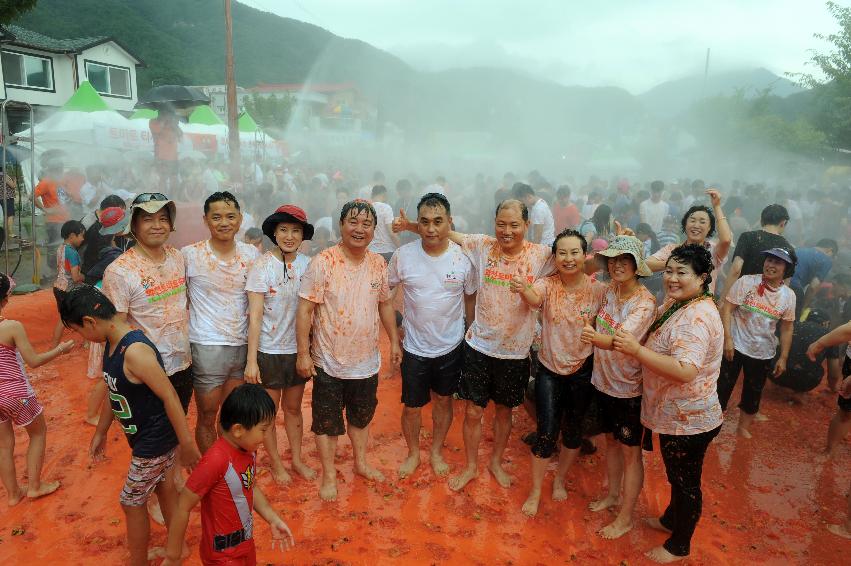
0, 341, 43, 426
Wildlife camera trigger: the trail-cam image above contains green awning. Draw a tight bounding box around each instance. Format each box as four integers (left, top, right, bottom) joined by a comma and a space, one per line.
238, 111, 260, 133
188, 105, 224, 125
130, 108, 158, 120
62, 81, 111, 112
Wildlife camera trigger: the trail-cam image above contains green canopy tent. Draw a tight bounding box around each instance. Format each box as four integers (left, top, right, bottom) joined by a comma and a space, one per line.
61, 81, 112, 112
130, 108, 158, 120
238, 111, 261, 133
188, 105, 224, 126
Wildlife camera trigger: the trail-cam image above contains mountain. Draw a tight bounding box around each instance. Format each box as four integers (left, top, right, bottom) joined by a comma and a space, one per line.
12, 0, 648, 156
639, 67, 805, 119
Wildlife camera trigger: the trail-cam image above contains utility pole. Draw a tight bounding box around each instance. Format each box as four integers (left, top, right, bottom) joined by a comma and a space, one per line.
702, 47, 711, 96
224, 0, 242, 187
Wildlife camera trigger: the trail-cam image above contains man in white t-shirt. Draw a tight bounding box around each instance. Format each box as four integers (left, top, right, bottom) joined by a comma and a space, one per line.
368, 184, 399, 262
640, 181, 670, 232
388, 192, 476, 480
182, 191, 260, 453
513, 182, 555, 246
358, 170, 385, 200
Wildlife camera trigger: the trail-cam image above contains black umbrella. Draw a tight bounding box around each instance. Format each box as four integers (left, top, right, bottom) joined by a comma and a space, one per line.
135, 85, 210, 111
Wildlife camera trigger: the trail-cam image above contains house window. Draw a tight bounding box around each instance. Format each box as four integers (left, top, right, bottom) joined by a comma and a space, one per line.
1, 50, 53, 90
85, 61, 130, 97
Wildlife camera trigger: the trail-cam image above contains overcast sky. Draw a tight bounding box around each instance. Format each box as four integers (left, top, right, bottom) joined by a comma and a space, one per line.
241, 0, 837, 93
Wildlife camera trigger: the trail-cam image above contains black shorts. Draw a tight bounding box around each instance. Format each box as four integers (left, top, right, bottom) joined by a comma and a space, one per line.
840, 356, 851, 413
3, 197, 14, 217
401, 343, 463, 408
459, 342, 530, 408
168, 367, 194, 414
310, 367, 378, 436
257, 352, 308, 390
53, 287, 67, 309
595, 389, 646, 448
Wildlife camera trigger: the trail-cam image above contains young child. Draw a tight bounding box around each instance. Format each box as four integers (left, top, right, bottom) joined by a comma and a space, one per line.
244, 227, 264, 253
163, 384, 295, 565
52, 219, 86, 347
84, 207, 130, 426
0, 273, 71, 505
59, 285, 201, 566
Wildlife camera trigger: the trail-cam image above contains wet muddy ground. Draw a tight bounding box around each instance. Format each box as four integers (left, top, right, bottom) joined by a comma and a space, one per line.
1, 290, 848, 564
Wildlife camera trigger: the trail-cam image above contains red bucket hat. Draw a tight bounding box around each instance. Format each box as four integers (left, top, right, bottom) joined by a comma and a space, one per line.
261, 204, 314, 241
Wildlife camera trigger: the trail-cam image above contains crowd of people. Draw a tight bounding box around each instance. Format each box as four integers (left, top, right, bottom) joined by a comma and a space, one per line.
1, 159, 850, 564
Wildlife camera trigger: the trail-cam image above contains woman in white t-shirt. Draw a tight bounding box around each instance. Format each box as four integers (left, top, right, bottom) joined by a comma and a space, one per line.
244, 205, 316, 483
718, 247, 797, 439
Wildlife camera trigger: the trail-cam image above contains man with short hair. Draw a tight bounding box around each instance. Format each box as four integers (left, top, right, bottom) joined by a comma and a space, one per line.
368, 185, 400, 263
512, 182, 555, 246
296, 200, 402, 501
181, 191, 260, 453
552, 185, 580, 232
791, 239, 838, 315
719, 203, 794, 302
102, 193, 194, 415
395, 198, 553, 492
388, 193, 476, 479
639, 181, 669, 233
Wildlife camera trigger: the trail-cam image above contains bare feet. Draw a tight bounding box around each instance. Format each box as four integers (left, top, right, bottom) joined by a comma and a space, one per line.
645, 546, 685, 563
827, 523, 851, 539
589, 494, 619, 512
736, 427, 752, 439
27, 481, 60, 500
521, 490, 541, 517
430, 452, 450, 477
398, 454, 421, 479
355, 463, 385, 482
84, 416, 99, 427
643, 517, 672, 534
7, 486, 26, 506
598, 518, 633, 539
488, 460, 512, 488
293, 460, 317, 481
753, 412, 769, 422
319, 475, 338, 501
270, 464, 292, 485
448, 466, 477, 491
552, 478, 568, 501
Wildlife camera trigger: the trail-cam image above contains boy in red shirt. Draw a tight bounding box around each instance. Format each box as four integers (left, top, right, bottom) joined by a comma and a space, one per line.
163, 384, 294, 565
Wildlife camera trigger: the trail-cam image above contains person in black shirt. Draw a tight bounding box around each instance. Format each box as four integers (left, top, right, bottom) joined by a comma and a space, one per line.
719, 203, 793, 303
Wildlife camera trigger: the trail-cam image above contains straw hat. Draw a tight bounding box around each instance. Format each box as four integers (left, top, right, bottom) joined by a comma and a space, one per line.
595, 235, 652, 277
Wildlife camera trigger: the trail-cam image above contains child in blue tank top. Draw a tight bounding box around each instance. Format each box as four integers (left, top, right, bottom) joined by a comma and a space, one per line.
59, 284, 201, 566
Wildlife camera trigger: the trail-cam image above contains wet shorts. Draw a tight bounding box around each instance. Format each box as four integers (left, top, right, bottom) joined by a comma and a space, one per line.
840, 356, 851, 413
169, 366, 194, 413
458, 342, 530, 408
119, 447, 176, 507
257, 352, 308, 390
310, 368, 378, 437
401, 343, 463, 407
0, 394, 43, 427
191, 344, 247, 393
595, 389, 647, 448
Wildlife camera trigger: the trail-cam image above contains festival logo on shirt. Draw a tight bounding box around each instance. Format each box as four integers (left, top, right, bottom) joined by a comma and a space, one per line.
241, 464, 255, 490
596, 308, 619, 335
140, 275, 187, 303
444, 270, 465, 286
483, 268, 532, 288
741, 291, 782, 320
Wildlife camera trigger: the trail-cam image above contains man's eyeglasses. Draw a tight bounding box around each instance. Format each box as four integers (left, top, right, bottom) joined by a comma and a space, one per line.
132, 192, 169, 205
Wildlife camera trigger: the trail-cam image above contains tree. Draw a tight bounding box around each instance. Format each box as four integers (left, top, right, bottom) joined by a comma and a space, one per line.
0, 0, 38, 24
244, 93, 294, 133
790, 1, 851, 148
